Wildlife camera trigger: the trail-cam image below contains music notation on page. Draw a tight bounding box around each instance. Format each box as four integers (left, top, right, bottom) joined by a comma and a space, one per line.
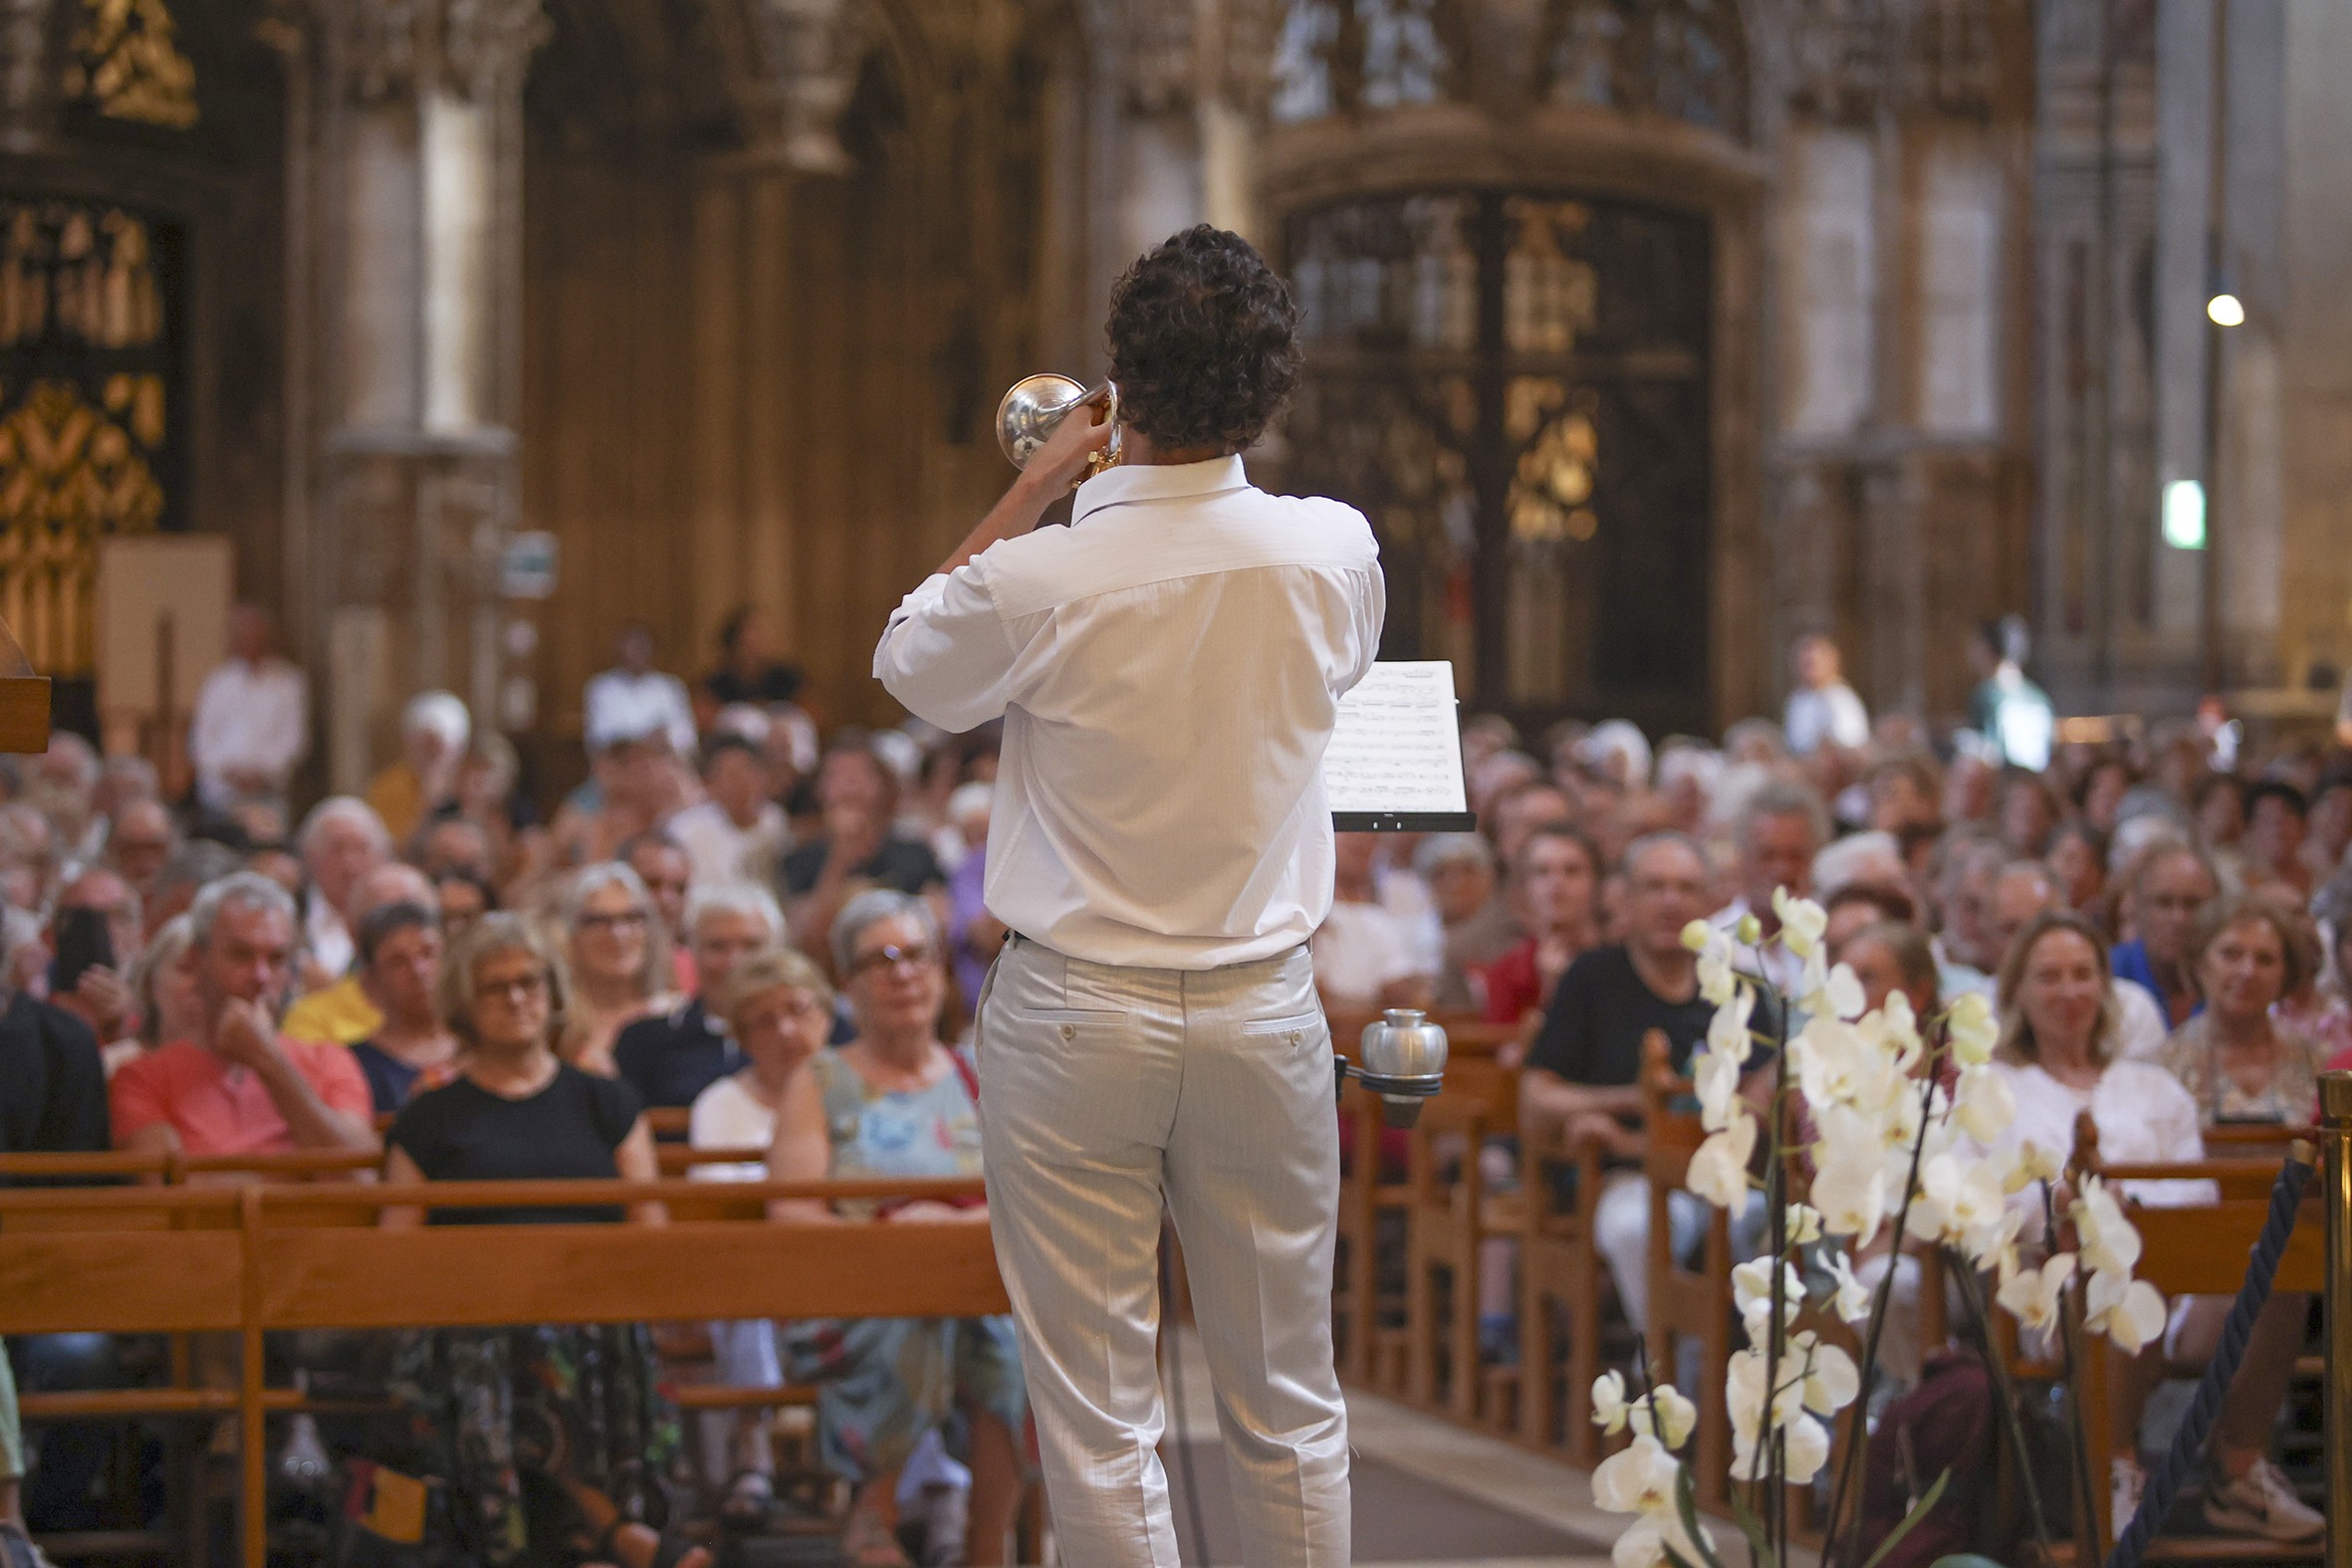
1322, 661, 1468, 819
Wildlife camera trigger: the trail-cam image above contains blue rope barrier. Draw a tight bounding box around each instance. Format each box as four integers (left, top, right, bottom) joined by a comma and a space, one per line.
2102, 1149, 2313, 1568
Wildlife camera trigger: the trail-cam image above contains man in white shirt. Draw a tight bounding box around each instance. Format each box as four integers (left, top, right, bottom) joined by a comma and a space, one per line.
1782, 632, 1870, 756
188, 603, 309, 809
666, 734, 788, 888
583, 624, 696, 759
875, 227, 1380, 1568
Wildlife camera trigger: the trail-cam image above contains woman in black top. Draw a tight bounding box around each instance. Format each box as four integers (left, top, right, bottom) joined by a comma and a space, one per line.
378, 916, 702, 1568
695, 605, 805, 730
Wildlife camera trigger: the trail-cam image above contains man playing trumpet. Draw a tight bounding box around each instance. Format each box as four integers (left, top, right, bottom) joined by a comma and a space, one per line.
874, 225, 1382, 1566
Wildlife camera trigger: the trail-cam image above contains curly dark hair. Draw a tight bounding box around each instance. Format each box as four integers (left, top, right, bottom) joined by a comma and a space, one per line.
1105, 225, 1302, 453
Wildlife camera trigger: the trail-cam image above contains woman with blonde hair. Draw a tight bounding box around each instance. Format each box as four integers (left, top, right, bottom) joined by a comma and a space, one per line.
558, 862, 677, 1076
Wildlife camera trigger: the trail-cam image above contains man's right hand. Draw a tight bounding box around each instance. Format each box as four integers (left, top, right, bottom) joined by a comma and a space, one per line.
74, 965, 131, 1034
1020, 392, 1117, 497
212, 999, 284, 1073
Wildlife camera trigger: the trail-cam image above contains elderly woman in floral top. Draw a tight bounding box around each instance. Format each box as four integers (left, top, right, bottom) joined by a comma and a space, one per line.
2159, 894, 2323, 1124
2152, 894, 2325, 1542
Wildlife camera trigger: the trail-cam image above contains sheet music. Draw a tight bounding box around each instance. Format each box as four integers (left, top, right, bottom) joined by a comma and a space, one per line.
1323, 661, 1467, 815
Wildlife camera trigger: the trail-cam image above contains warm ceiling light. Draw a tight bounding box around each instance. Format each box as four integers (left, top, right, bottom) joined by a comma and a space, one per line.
2207, 293, 2246, 328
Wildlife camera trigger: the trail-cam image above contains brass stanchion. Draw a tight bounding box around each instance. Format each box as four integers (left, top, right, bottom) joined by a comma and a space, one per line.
2322, 1071, 2352, 1567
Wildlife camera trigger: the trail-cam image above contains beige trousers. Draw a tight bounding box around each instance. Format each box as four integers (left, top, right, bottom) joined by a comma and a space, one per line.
976, 939, 1350, 1568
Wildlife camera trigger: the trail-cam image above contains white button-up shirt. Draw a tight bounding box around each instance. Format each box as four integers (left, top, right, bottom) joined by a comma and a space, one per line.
875, 456, 1385, 971
187, 657, 309, 804
583, 669, 697, 756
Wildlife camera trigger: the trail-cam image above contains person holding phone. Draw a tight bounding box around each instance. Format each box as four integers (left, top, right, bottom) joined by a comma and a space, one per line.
47, 871, 142, 1049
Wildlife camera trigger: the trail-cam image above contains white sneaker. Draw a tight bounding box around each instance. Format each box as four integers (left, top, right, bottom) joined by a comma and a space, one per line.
2110, 1456, 2146, 1532
2204, 1457, 2325, 1543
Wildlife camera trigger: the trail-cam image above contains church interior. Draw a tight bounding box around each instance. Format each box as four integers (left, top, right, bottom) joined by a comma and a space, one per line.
2, 1, 2352, 1566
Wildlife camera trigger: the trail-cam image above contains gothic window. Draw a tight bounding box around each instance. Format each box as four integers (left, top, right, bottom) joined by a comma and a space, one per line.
68, 0, 200, 129
0, 201, 179, 678
1280, 191, 1713, 732
1536, 0, 1748, 138
1270, 0, 1468, 123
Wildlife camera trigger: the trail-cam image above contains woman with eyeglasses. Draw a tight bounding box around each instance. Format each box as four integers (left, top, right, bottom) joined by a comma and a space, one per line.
560, 862, 679, 1076
378, 916, 705, 1568
768, 890, 1025, 1568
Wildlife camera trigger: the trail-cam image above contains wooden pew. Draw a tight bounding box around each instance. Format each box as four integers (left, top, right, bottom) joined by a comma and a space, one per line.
1516, 1119, 1606, 1461
1400, 1054, 1520, 1425
1639, 1030, 1736, 1508
0, 1174, 1011, 1568
2064, 1113, 2323, 1565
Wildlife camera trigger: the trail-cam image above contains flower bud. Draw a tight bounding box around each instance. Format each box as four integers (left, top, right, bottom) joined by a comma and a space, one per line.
1682, 919, 1713, 954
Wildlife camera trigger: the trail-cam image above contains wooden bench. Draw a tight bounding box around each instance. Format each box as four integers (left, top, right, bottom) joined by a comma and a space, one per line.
0, 1174, 1010, 1568
1400, 1054, 1520, 1425
1639, 1030, 1736, 1507
1515, 1118, 1605, 1461
2062, 1113, 2323, 1565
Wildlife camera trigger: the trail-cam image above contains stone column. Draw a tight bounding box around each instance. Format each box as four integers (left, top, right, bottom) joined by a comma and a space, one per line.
275, 0, 546, 792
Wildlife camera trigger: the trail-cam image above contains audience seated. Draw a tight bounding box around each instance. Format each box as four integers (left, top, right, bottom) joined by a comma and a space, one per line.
103, 796, 177, 923
293, 797, 392, 990
379, 914, 705, 1568
688, 946, 834, 1525
1978, 911, 2315, 1540
44, 869, 142, 1051
1712, 782, 1825, 997
770, 891, 1022, 1568
346, 900, 457, 1115
1520, 832, 1773, 1327
121, 913, 198, 1072
560, 862, 680, 1077
1311, 831, 1435, 1012
614, 883, 785, 1113
625, 833, 697, 992
2112, 842, 2221, 1031
780, 742, 946, 962
1472, 823, 1600, 1032
668, 735, 789, 891
110, 873, 376, 1163
1417, 832, 1500, 1009
281, 860, 437, 1045
364, 690, 470, 847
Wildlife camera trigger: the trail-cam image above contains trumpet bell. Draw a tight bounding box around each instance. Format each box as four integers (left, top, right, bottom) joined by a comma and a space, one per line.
997, 373, 1120, 476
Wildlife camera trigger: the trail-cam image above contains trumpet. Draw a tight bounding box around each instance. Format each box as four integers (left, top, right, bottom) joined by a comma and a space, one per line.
996, 374, 1121, 480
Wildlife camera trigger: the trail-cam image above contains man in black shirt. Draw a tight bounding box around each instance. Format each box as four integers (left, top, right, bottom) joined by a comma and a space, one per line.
613, 883, 784, 1116
1521, 832, 1772, 1328
779, 742, 945, 955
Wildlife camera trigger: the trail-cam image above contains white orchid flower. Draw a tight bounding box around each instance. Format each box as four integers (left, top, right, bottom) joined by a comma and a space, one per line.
1954, 1063, 2017, 1144
1791, 1016, 1902, 1116
1732, 1406, 1831, 1485
1611, 1510, 1717, 1568
1725, 1347, 1805, 1454
1819, 962, 1867, 1022
1733, 1257, 1804, 1340
1824, 1247, 1873, 1325
1698, 950, 1737, 1008
1785, 1203, 1824, 1244
1634, 1383, 1699, 1451
1591, 1370, 1631, 1433
1996, 1251, 2075, 1335
1694, 1049, 1744, 1134
1879, 991, 1924, 1072
1774, 886, 1828, 959
1591, 1433, 1683, 1516
1793, 1332, 1860, 1416
1706, 984, 1756, 1066
2017, 1140, 2065, 1186
2086, 1266, 2168, 1355
2072, 1177, 2144, 1277
1687, 1113, 1757, 1210
1919, 1151, 2007, 1248
1947, 991, 1998, 1066
1809, 1141, 1889, 1248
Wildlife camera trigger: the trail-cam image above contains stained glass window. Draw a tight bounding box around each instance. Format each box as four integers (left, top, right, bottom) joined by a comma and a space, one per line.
68, 0, 199, 129
1279, 190, 1713, 732
0, 201, 178, 677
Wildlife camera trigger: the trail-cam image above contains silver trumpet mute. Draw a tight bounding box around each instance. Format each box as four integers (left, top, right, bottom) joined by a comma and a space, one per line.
997, 374, 1121, 477
1342, 1008, 1451, 1129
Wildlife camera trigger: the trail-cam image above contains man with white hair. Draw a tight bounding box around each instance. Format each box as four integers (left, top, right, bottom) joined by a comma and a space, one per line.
614, 883, 786, 1111
187, 603, 309, 811
296, 797, 391, 983
109, 873, 375, 1160
365, 690, 471, 844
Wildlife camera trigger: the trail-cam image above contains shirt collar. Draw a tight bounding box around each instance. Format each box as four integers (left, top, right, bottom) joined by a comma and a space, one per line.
1069, 455, 1250, 528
